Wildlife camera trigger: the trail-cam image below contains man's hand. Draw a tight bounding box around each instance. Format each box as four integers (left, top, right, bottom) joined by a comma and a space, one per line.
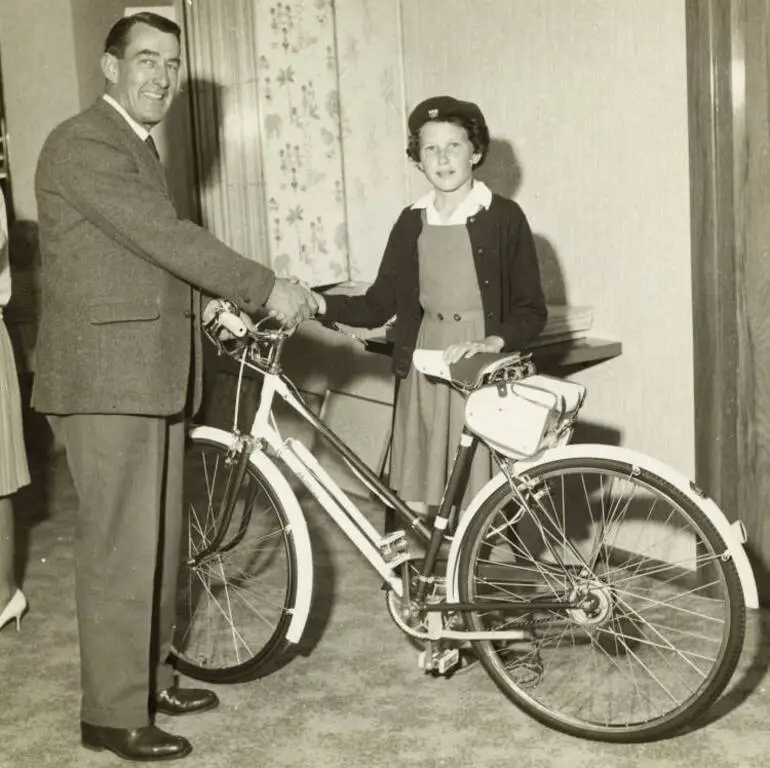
265, 277, 318, 326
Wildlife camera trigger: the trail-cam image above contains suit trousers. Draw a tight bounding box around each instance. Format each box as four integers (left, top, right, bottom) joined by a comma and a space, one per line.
51, 412, 185, 728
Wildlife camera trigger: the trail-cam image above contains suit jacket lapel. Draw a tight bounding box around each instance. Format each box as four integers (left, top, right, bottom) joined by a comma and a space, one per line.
92, 98, 172, 194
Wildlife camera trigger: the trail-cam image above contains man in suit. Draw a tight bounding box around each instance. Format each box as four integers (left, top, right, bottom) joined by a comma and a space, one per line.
32, 12, 316, 762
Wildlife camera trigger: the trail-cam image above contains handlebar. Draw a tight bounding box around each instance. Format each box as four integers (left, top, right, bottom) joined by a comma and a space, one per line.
202, 298, 297, 371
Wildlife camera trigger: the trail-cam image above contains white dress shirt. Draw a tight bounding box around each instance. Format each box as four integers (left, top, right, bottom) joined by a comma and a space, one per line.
102, 94, 151, 141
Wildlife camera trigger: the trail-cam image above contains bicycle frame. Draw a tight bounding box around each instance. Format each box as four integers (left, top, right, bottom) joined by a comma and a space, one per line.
249, 369, 443, 591
210, 351, 548, 641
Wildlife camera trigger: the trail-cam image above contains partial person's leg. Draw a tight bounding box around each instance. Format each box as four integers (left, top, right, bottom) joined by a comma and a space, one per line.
151, 414, 219, 715
0, 496, 15, 606
0, 319, 30, 607
57, 413, 166, 728
154, 413, 185, 692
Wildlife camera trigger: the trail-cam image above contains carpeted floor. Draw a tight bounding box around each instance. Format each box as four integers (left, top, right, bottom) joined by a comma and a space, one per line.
2, 436, 770, 768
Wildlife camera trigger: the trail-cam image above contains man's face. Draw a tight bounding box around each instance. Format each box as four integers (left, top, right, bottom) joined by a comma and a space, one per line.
101, 22, 181, 129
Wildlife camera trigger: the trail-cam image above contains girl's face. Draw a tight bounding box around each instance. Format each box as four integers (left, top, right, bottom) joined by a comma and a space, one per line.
417, 121, 481, 195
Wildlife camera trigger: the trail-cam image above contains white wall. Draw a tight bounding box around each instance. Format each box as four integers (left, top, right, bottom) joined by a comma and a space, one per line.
0, 0, 181, 221
0, 0, 81, 221
336, 0, 695, 475
336, 0, 409, 281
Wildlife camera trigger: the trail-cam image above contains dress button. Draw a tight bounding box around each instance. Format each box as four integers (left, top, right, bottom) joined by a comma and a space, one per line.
437, 312, 444, 320
476, 247, 483, 254
183, 310, 194, 318
483, 280, 490, 286
487, 312, 494, 319
453, 313, 461, 321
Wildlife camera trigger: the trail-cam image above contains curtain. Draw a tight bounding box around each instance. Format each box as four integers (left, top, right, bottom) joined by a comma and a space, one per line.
182, 0, 350, 285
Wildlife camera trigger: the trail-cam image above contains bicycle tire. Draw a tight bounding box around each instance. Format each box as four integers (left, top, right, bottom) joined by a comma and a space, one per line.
456, 454, 745, 742
170, 435, 305, 683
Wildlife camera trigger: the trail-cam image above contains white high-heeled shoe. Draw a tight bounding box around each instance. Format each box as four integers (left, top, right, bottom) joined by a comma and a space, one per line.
0, 589, 27, 632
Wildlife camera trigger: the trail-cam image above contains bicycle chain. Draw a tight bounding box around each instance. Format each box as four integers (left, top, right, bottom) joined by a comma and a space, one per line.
446, 607, 566, 630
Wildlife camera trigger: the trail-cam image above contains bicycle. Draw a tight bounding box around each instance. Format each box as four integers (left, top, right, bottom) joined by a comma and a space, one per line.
171, 299, 758, 743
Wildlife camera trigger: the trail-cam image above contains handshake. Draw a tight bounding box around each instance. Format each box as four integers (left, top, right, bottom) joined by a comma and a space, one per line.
203, 277, 328, 344
264, 276, 326, 327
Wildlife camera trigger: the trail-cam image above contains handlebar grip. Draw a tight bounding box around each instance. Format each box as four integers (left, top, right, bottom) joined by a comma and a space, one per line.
218, 311, 248, 338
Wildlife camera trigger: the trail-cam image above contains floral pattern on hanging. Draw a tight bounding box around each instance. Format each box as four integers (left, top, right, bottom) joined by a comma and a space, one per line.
256, 0, 350, 286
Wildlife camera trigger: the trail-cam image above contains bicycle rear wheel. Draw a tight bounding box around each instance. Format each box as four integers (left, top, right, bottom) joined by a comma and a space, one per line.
171, 435, 302, 683
456, 455, 745, 742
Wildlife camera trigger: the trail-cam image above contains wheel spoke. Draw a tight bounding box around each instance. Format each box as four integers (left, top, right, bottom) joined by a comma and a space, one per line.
171, 439, 296, 681
458, 457, 744, 741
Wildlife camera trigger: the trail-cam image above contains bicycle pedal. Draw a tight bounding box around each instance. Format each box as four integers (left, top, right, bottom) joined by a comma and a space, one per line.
418, 647, 460, 675
436, 648, 460, 675
387, 552, 414, 569
379, 530, 410, 565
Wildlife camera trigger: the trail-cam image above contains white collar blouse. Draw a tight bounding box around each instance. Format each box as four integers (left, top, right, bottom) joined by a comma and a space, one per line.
410, 179, 493, 226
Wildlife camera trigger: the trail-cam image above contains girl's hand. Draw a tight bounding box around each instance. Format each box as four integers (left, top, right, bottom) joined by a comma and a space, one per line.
442, 335, 505, 364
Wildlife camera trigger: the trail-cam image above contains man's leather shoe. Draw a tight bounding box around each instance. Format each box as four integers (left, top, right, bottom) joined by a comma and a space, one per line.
81, 722, 192, 761
154, 685, 219, 716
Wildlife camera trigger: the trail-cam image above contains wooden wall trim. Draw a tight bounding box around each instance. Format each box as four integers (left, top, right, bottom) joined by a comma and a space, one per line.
688, 0, 770, 602
686, 0, 741, 516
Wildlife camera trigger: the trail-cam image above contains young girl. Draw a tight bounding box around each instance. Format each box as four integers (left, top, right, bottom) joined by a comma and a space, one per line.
0, 187, 30, 631
314, 95, 546, 511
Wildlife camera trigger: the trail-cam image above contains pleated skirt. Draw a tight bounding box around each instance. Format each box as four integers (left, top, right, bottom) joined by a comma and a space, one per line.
390, 310, 493, 509
0, 316, 30, 496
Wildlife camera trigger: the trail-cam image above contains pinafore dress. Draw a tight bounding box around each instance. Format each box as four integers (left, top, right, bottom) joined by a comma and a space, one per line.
389, 213, 493, 508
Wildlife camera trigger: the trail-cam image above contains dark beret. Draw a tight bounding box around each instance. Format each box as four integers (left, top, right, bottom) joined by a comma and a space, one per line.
407, 96, 487, 135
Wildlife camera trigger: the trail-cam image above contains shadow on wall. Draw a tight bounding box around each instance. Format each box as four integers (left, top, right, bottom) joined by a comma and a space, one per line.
571, 420, 622, 446
475, 137, 522, 200
175, 78, 226, 196
476, 138, 568, 305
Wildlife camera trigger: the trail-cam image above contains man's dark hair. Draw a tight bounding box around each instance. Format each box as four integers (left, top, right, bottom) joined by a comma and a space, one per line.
104, 12, 181, 57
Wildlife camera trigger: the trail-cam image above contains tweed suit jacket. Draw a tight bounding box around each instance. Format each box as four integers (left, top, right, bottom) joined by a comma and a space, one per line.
32, 98, 275, 416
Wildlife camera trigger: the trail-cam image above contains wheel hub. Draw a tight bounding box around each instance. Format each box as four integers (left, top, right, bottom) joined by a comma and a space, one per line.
566, 577, 614, 626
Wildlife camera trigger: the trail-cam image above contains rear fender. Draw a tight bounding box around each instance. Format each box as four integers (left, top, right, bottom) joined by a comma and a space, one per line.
445, 443, 758, 610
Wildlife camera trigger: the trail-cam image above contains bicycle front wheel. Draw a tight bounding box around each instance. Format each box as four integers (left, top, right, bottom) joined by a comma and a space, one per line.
456, 455, 745, 742
171, 435, 304, 683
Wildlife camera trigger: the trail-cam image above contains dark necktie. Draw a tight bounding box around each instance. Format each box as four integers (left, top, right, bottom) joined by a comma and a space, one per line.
145, 135, 160, 160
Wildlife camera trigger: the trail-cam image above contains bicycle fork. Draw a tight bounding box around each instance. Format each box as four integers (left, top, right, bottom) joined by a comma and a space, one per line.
187, 432, 257, 568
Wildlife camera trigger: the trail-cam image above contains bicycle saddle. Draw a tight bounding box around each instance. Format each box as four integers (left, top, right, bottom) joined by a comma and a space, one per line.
412, 350, 532, 390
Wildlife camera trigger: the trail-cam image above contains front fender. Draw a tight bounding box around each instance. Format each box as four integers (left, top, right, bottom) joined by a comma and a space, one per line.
189, 426, 314, 643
